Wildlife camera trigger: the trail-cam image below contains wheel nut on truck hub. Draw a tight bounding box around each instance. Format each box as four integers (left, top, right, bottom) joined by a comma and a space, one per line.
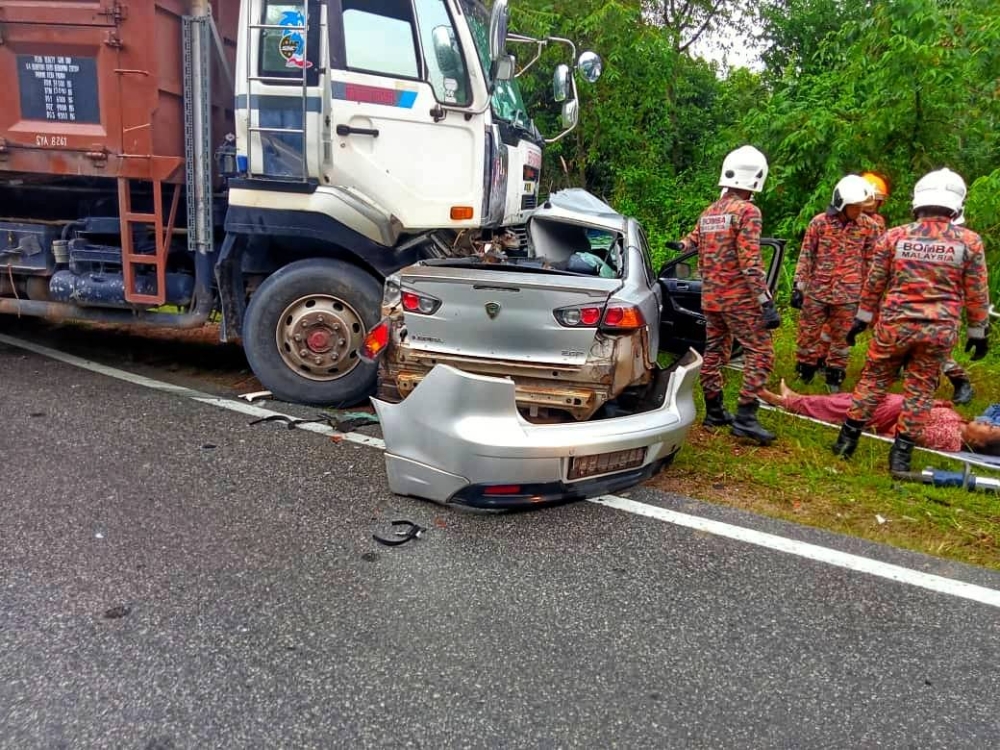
362, 189, 703, 508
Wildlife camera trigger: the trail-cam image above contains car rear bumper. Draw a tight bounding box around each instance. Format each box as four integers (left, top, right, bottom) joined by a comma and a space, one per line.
372, 349, 702, 507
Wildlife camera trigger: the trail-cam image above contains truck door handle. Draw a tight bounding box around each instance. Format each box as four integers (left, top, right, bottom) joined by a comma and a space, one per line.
336, 124, 379, 138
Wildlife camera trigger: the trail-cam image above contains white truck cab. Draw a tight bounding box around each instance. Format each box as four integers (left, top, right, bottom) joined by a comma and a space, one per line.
225, 0, 602, 405
232, 0, 588, 240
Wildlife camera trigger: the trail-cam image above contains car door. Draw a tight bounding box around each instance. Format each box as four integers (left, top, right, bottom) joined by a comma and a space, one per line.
658, 238, 786, 355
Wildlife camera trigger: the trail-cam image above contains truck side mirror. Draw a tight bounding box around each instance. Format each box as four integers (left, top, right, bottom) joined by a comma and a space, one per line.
491, 54, 515, 82
561, 99, 579, 129
553, 64, 571, 103
577, 51, 603, 83
489, 0, 509, 60
431, 26, 461, 77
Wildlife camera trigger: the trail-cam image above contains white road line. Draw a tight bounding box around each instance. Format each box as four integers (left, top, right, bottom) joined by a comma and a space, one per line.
0, 333, 385, 450
4, 331, 1000, 609
591, 495, 1000, 609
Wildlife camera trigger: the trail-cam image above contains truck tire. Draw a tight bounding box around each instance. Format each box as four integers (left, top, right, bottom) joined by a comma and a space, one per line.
243, 258, 383, 406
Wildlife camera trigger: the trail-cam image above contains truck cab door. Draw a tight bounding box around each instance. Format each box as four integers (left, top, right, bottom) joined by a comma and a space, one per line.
243, 0, 325, 180
326, 0, 488, 232
658, 238, 786, 355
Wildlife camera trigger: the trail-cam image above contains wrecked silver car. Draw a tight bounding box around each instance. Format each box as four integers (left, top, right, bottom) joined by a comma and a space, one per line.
363, 190, 703, 508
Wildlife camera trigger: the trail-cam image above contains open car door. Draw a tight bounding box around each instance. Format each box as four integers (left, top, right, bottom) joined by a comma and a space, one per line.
657, 238, 786, 355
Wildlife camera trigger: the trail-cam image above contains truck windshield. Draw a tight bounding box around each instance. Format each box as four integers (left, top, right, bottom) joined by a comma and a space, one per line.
459, 0, 533, 131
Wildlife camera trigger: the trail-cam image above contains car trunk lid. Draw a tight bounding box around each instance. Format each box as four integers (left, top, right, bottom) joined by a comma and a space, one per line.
398, 264, 621, 366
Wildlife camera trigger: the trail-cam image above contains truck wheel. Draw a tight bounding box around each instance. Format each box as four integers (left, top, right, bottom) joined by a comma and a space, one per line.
243, 258, 382, 406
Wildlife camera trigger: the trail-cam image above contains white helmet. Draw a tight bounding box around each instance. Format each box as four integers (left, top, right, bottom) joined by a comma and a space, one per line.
831, 174, 875, 212
718, 146, 768, 193
912, 168, 966, 217
953, 210, 965, 226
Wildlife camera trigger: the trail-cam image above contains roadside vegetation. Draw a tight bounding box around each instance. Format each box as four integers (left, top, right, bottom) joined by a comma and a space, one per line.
511, 0, 1000, 566
655, 318, 1000, 571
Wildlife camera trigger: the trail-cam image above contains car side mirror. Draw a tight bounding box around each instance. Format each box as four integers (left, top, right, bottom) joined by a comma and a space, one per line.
675, 262, 691, 280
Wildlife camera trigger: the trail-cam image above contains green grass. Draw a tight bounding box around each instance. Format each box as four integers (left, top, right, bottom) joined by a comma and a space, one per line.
651, 314, 1000, 570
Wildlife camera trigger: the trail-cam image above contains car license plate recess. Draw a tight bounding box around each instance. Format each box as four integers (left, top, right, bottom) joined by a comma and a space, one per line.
569, 448, 647, 480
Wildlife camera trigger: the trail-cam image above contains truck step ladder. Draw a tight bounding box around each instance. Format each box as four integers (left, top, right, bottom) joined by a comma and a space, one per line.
117, 178, 181, 306
243, 9, 311, 181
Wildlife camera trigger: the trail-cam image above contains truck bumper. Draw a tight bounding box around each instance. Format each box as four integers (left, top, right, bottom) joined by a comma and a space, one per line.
372, 349, 702, 507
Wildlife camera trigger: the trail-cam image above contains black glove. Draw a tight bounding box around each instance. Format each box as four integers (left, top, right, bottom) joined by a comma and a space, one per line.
846, 318, 868, 347
665, 240, 685, 252
761, 300, 781, 330
965, 335, 988, 361
790, 289, 804, 309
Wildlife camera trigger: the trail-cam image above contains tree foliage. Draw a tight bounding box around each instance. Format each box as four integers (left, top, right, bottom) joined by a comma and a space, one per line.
509, 0, 1000, 300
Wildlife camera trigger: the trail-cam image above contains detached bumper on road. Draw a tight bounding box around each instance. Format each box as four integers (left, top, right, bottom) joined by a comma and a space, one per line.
372, 349, 702, 507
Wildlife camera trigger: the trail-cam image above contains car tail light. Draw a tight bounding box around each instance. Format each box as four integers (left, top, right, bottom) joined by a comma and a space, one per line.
554, 305, 602, 327
401, 290, 441, 315
602, 305, 645, 330
361, 318, 391, 361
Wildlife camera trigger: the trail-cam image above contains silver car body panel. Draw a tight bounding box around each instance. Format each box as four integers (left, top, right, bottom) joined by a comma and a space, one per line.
398, 265, 621, 366
372, 349, 702, 504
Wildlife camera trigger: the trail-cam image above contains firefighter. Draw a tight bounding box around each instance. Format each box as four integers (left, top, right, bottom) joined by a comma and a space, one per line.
861, 171, 890, 235
860, 174, 973, 403
677, 145, 780, 445
942, 209, 975, 404
790, 175, 879, 392
833, 168, 991, 474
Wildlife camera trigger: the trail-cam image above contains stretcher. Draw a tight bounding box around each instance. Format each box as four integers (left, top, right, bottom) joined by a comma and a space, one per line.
758, 402, 1000, 475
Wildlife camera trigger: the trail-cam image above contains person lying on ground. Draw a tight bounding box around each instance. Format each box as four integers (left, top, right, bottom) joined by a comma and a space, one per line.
758, 380, 1000, 455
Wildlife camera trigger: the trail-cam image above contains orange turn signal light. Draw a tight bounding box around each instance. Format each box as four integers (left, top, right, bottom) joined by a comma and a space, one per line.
603, 306, 645, 330
450, 206, 474, 221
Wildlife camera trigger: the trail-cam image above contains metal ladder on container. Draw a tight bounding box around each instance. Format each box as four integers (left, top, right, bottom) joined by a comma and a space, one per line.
244, 9, 311, 181
118, 178, 182, 306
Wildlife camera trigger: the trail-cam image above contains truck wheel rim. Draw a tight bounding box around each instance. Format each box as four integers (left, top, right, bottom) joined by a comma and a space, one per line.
275, 294, 366, 382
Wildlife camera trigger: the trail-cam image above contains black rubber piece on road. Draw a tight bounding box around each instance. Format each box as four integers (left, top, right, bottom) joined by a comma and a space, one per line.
243, 258, 383, 407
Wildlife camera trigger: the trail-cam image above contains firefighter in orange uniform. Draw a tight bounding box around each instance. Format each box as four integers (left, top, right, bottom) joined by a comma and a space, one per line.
861, 171, 890, 236
833, 168, 991, 474
677, 145, 780, 445
790, 175, 879, 392
862, 171, 974, 403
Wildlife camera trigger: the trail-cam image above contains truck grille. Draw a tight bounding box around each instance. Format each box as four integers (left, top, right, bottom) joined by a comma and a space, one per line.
521, 194, 537, 211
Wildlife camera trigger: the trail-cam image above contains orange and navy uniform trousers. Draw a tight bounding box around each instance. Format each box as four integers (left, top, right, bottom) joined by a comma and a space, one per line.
793, 209, 878, 371
680, 193, 774, 405
847, 218, 990, 441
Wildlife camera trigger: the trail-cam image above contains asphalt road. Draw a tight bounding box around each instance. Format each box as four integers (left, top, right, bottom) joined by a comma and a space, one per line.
2, 332, 1000, 749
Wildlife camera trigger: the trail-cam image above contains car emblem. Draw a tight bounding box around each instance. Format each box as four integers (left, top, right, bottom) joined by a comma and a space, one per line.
485, 302, 501, 319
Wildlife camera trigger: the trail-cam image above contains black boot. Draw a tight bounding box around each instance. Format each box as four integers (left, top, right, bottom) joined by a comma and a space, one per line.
825, 367, 846, 394
795, 361, 818, 384
948, 375, 974, 405
731, 401, 776, 445
889, 433, 916, 475
832, 418, 865, 458
703, 394, 733, 428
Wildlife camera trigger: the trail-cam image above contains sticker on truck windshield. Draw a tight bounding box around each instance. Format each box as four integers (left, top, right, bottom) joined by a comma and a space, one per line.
277, 10, 313, 69
18, 55, 100, 124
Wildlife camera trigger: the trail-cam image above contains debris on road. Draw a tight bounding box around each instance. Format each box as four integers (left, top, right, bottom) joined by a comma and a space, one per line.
372, 520, 425, 547
248, 411, 379, 433
239, 390, 273, 403
103, 604, 131, 620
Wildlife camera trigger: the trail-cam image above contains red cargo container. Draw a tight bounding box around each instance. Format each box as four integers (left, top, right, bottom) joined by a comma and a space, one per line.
0, 0, 239, 184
